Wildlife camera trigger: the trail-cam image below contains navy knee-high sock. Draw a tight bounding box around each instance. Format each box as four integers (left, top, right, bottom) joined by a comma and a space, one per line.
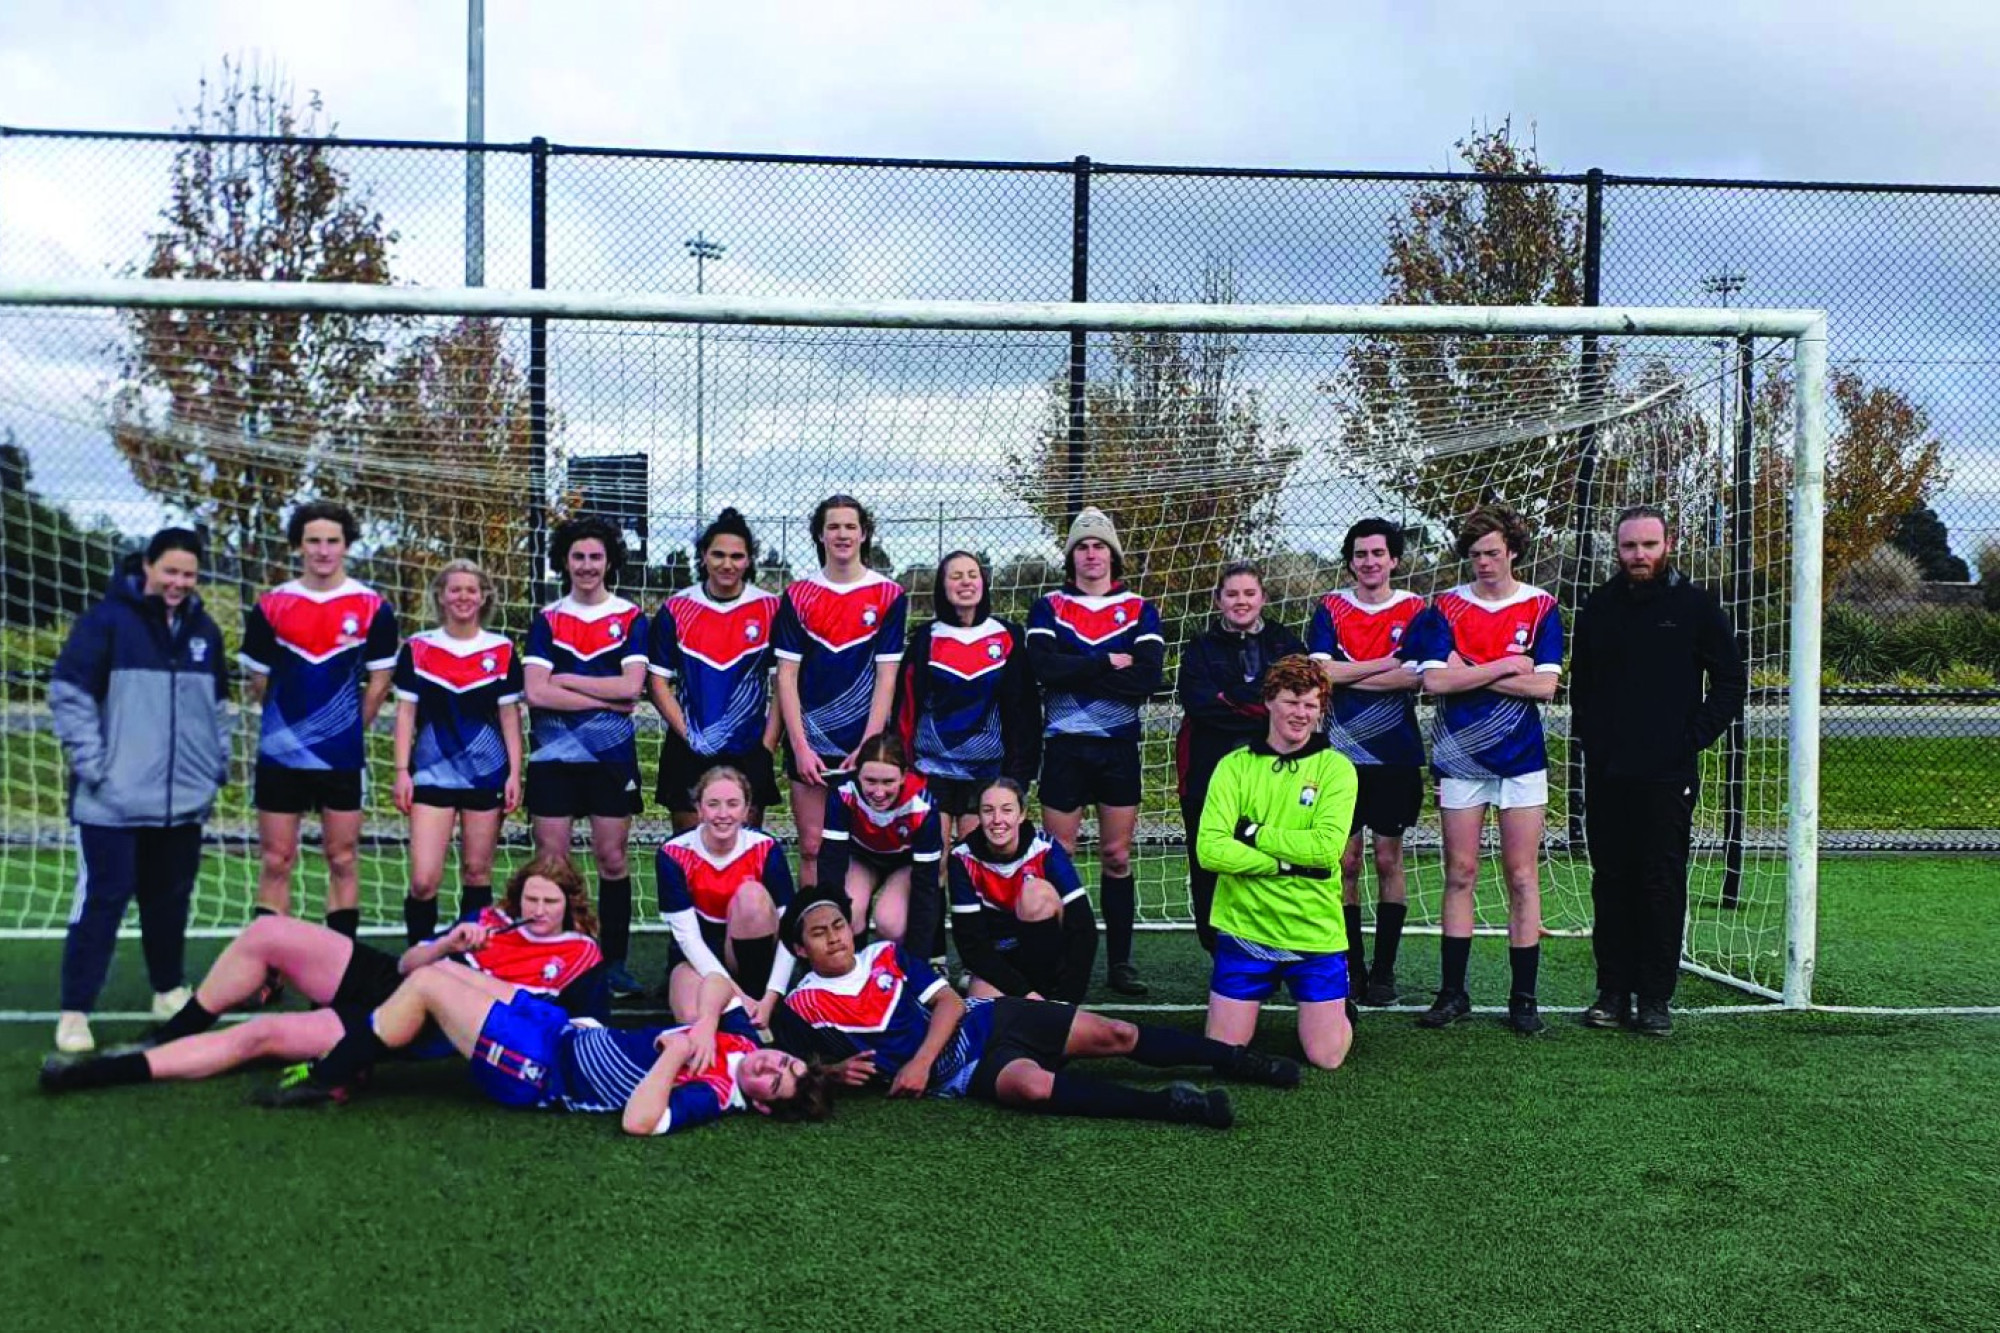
1101, 873, 1136, 968
598, 877, 632, 965
325, 908, 360, 940
1045, 1073, 1180, 1121
1372, 901, 1408, 979
403, 895, 439, 947
1441, 934, 1472, 994
1342, 904, 1367, 987
1129, 1022, 1237, 1071
458, 882, 494, 922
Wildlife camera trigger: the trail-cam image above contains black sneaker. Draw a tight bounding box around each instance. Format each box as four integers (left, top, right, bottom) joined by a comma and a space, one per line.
1505, 993, 1546, 1035
1415, 989, 1471, 1029
1359, 974, 1398, 1007
1106, 963, 1150, 997
1581, 991, 1631, 1029
604, 964, 647, 1001
1632, 1000, 1673, 1037
38, 1053, 83, 1094
251, 1062, 349, 1109
1166, 1081, 1234, 1129
1224, 1045, 1303, 1089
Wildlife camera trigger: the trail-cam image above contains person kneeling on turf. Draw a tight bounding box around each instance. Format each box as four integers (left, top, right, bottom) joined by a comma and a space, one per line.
1196, 654, 1359, 1070
771, 885, 1301, 1128
947, 777, 1096, 1003
257, 964, 836, 1133
41, 858, 608, 1096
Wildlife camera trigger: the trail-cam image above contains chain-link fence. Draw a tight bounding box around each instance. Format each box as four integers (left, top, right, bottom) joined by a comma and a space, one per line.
2, 126, 1995, 852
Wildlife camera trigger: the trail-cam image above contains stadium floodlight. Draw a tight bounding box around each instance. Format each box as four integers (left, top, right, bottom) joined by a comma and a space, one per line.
0, 277, 1825, 1007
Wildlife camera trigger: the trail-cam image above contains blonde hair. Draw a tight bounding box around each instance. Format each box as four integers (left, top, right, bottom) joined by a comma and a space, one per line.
430, 559, 497, 623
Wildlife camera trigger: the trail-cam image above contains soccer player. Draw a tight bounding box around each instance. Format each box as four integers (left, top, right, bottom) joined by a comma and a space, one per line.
1026, 506, 1165, 996
1408, 505, 1564, 1035
648, 507, 783, 831
48, 528, 230, 1054
773, 494, 907, 890
1570, 505, 1746, 1036
239, 500, 399, 936
895, 549, 1041, 840
817, 732, 945, 955
948, 777, 1096, 1004
656, 766, 796, 1027
390, 559, 524, 945
1196, 654, 1359, 1069
523, 515, 650, 997
1307, 518, 1427, 1005
1177, 562, 1306, 954
256, 961, 834, 1134
41, 858, 605, 1094
773, 885, 1300, 1127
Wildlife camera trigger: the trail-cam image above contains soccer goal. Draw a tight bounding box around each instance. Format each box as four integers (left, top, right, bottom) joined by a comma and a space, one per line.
0, 278, 1826, 1005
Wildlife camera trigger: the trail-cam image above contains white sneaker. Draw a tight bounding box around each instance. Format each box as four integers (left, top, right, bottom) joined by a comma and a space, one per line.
152, 986, 193, 1019
56, 1011, 95, 1054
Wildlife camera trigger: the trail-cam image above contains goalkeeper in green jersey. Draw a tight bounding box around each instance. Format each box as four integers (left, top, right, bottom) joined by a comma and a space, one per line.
1196, 654, 1359, 1070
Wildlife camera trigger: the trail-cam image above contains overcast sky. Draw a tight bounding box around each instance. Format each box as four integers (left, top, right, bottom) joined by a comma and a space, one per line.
9, 1, 2000, 180
4, 2, 1999, 563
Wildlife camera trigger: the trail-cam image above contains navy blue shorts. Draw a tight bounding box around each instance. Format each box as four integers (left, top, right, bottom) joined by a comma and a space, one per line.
1210, 933, 1352, 1005
468, 988, 567, 1108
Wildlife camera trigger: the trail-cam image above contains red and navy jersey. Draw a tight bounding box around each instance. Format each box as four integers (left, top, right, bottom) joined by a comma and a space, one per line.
1409, 584, 1565, 780
895, 617, 1040, 784
649, 585, 777, 756
948, 826, 1086, 920
524, 594, 648, 767
1307, 589, 1427, 769
1025, 587, 1165, 741
552, 1017, 761, 1133
393, 629, 523, 791
772, 571, 906, 758
656, 826, 795, 924
823, 773, 944, 865
459, 906, 601, 994
239, 579, 400, 771
781, 941, 986, 1096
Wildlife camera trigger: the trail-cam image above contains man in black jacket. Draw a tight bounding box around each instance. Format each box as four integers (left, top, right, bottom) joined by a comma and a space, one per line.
1570, 506, 1747, 1036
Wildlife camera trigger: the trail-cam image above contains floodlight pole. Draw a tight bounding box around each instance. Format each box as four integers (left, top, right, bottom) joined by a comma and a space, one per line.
687, 232, 725, 533
465, 0, 485, 287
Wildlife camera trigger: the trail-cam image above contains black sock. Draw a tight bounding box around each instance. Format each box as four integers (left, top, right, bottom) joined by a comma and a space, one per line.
598, 876, 632, 965
1343, 904, 1367, 988
1372, 901, 1408, 979
1509, 944, 1541, 999
1101, 873, 1136, 968
1045, 1072, 1179, 1121
458, 882, 493, 922
1130, 1022, 1235, 1072
50, 1050, 153, 1091
325, 908, 360, 940
251, 904, 277, 920
1441, 934, 1472, 994
151, 995, 219, 1043
733, 934, 778, 998
313, 1012, 388, 1088
403, 895, 439, 948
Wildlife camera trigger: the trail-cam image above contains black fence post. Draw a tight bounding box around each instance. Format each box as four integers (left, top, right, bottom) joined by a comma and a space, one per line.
1565, 167, 1606, 852
1721, 334, 1755, 908
528, 135, 550, 608
1065, 154, 1091, 526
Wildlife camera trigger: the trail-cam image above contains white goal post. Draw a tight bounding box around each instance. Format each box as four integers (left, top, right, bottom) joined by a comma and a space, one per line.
0, 278, 1827, 1006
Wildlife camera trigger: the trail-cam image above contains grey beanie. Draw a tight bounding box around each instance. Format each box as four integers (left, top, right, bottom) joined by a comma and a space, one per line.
1064, 506, 1124, 561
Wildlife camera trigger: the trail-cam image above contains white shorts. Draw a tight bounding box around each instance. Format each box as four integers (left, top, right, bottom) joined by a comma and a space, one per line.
1437, 770, 1549, 811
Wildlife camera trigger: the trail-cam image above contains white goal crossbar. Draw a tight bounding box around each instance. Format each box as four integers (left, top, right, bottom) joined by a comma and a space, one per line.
0, 279, 1829, 1007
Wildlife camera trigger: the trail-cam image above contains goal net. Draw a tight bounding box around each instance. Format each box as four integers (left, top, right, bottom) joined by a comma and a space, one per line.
0, 281, 1825, 1003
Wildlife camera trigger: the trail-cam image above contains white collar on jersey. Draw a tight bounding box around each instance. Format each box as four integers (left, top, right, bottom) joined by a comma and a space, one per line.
1333, 588, 1422, 614
1448, 582, 1549, 612
412, 626, 509, 656
273, 577, 371, 602
547, 592, 636, 621
930, 617, 1005, 644
679, 583, 775, 612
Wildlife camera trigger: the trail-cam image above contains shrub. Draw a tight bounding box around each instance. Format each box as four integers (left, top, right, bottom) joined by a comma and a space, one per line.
1980, 540, 2000, 614
1822, 603, 1890, 679
1834, 542, 1922, 606
1937, 662, 1999, 690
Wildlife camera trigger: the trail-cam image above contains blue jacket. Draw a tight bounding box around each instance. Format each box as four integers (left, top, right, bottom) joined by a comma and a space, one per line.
49, 566, 231, 828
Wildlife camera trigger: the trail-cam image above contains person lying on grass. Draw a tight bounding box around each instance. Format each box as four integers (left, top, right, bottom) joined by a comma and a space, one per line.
253, 962, 839, 1135
768, 884, 1303, 1129
40, 858, 606, 1095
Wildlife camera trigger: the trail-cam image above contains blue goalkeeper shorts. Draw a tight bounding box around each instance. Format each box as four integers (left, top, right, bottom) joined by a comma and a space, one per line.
1210, 933, 1352, 1004
469, 989, 566, 1108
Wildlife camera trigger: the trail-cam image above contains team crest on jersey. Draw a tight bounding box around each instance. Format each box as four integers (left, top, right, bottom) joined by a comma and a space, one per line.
1113, 607, 1128, 625
875, 972, 896, 992
608, 620, 624, 640
340, 613, 361, 640
1390, 626, 1403, 642
745, 622, 760, 641
541, 959, 560, 982
987, 642, 1003, 659
190, 638, 209, 662
862, 607, 878, 626
519, 1059, 546, 1083
1513, 625, 1530, 648
1301, 786, 1318, 807
481, 654, 497, 673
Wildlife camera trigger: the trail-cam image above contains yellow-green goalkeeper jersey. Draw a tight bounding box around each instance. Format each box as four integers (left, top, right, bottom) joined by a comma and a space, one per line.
1196, 736, 1358, 955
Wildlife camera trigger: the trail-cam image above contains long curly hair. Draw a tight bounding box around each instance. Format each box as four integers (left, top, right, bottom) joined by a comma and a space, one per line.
502, 856, 599, 938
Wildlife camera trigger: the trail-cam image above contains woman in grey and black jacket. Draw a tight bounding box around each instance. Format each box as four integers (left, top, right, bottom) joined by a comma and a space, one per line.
48, 529, 231, 1054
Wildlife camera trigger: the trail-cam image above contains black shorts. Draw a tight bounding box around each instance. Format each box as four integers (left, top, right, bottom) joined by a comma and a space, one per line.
525, 760, 642, 820
1351, 764, 1424, 838
1038, 734, 1142, 812
656, 732, 782, 813
330, 941, 405, 1013
667, 918, 776, 994
781, 744, 849, 786
412, 785, 503, 813
920, 772, 990, 819
255, 762, 363, 815
969, 996, 1078, 1101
